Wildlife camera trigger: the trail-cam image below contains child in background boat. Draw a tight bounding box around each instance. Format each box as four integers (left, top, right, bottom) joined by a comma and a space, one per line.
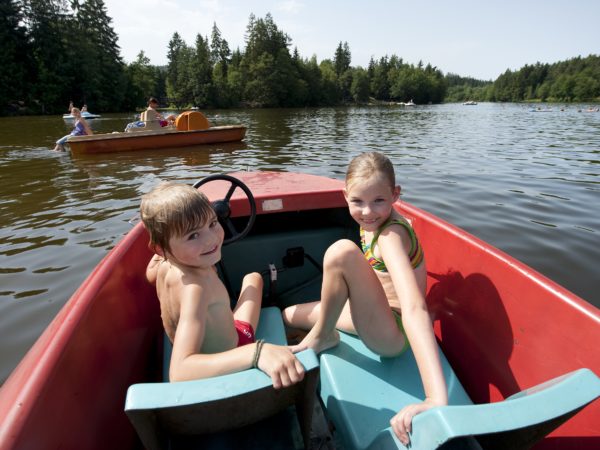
283, 151, 448, 445
142, 97, 177, 127
53, 107, 92, 151
141, 182, 305, 387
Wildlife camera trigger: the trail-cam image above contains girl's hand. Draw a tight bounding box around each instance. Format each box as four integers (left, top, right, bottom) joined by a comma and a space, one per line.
390, 398, 444, 446
257, 343, 305, 389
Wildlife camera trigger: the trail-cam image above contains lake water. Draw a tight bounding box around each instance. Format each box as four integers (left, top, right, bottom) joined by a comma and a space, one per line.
1, 103, 599, 384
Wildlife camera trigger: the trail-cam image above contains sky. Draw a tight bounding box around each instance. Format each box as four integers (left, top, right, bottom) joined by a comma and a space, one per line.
102, 0, 600, 81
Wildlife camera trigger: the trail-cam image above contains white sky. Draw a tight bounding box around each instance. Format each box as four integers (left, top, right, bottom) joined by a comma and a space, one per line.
103, 0, 600, 81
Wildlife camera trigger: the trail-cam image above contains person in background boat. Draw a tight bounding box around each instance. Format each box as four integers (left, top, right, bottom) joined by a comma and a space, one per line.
68, 100, 73, 113
283, 151, 448, 446
141, 182, 305, 388
53, 107, 92, 151
81, 104, 88, 113
142, 97, 177, 127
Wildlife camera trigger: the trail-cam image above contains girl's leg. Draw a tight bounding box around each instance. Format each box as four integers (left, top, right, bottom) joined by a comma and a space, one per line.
293, 239, 406, 356
283, 301, 356, 334
232, 272, 264, 331
53, 135, 69, 151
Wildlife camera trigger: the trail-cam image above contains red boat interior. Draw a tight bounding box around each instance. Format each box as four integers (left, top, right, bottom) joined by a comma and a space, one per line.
0, 172, 598, 449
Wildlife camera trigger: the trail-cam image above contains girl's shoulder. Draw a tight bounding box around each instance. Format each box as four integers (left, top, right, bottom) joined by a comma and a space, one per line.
380, 213, 411, 234
377, 214, 414, 246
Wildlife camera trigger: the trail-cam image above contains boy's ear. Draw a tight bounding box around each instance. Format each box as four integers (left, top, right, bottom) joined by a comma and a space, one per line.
343, 188, 349, 202
150, 243, 165, 258
392, 185, 401, 201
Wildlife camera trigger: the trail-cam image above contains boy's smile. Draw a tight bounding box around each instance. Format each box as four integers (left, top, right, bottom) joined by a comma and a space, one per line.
166, 215, 225, 268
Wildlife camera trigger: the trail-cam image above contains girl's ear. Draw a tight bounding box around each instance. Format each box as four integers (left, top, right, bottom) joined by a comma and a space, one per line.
392, 185, 401, 201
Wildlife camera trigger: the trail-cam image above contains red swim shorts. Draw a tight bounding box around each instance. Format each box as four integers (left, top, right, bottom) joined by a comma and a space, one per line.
234, 320, 256, 347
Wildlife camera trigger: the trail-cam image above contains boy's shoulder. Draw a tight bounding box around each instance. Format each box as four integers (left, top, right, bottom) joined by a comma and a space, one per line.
161, 263, 221, 296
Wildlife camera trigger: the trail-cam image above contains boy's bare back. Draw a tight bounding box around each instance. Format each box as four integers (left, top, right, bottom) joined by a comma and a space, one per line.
152, 257, 238, 353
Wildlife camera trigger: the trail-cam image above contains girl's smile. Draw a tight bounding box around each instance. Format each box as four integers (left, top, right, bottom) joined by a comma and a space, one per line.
344, 175, 400, 232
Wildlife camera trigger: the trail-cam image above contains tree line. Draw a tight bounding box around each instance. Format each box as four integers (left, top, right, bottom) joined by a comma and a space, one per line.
445, 55, 600, 103
1, 1, 598, 116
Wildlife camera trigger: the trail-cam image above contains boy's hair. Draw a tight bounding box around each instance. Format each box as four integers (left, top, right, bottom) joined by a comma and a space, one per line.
346, 151, 396, 191
140, 182, 214, 255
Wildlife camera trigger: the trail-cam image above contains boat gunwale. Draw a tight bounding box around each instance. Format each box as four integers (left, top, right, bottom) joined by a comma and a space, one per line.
67, 124, 247, 143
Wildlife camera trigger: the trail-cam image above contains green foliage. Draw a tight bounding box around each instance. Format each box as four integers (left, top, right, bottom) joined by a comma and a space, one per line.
1, 0, 126, 114
351, 68, 370, 103
0, 0, 32, 113
443, 73, 492, 102
123, 51, 160, 110
488, 56, 600, 102
2, 6, 598, 115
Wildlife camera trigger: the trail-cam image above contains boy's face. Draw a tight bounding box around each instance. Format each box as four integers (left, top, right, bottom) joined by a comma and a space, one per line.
164, 212, 225, 268
344, 174, 399, 233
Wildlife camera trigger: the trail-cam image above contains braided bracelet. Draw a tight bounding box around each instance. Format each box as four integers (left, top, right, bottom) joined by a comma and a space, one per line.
252, 339, 265, 368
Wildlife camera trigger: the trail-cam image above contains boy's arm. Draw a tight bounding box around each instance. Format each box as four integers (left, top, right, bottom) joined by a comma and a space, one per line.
146, 254, 163, 285
169, 284, 305, 387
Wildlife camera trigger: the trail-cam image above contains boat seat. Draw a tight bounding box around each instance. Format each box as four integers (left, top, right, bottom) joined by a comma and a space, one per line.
406, 368, 600, 450
319, 331, 600, 449
125, 307, 320, 450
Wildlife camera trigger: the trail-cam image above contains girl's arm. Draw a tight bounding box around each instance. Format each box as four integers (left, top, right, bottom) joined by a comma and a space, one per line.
379, 227, 448, 444
81, 118, 93, 135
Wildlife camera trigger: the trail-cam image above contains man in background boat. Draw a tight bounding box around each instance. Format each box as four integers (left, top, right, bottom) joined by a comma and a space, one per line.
142, 97, 177, 127
125, 97, 178, 132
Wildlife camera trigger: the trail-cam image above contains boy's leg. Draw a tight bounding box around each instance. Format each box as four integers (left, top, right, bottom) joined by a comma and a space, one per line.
293, 239, 405, 356
232, 272, 264, 331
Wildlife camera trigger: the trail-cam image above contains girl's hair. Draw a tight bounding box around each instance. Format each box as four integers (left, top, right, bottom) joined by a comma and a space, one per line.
140, 182, 214, 255
346, 151, 395, 190
71, 107, 81, 115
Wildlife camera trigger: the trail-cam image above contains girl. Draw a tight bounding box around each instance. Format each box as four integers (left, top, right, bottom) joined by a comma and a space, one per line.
283, 151, 447, 445
54, 107, 93, 151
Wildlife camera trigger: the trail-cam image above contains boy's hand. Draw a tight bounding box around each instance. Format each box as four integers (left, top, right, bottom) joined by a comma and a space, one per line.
257, 343, 305, 389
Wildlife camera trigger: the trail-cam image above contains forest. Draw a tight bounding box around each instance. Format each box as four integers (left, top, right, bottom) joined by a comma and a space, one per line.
1, 0, 599, 116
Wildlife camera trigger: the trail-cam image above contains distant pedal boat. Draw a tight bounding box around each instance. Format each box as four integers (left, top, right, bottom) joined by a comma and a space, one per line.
67, 111, 246, 155
63, 111, 101, 120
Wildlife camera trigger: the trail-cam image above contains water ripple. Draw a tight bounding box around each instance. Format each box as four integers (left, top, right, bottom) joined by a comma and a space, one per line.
0, 104, 599, 384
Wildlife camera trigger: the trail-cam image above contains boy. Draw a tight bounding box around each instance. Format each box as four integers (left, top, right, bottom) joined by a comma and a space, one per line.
141, 182, 304, 388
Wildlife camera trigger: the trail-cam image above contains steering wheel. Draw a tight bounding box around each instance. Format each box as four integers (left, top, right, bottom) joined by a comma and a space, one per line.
193, 174, 256, 245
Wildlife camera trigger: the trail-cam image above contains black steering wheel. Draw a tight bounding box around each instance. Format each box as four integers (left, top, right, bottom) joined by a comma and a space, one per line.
193, 174, 256, 245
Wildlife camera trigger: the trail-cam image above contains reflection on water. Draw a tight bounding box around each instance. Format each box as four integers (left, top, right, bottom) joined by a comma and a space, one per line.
0, 104, 599, 383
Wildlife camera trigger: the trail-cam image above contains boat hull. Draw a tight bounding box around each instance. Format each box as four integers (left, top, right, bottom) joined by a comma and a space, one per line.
0, 171, 597, 449
67, 125, 247, 155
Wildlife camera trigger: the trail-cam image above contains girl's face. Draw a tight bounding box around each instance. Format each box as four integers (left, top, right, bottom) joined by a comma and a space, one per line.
164, 213, 225, 269
344, 174, 400, 232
